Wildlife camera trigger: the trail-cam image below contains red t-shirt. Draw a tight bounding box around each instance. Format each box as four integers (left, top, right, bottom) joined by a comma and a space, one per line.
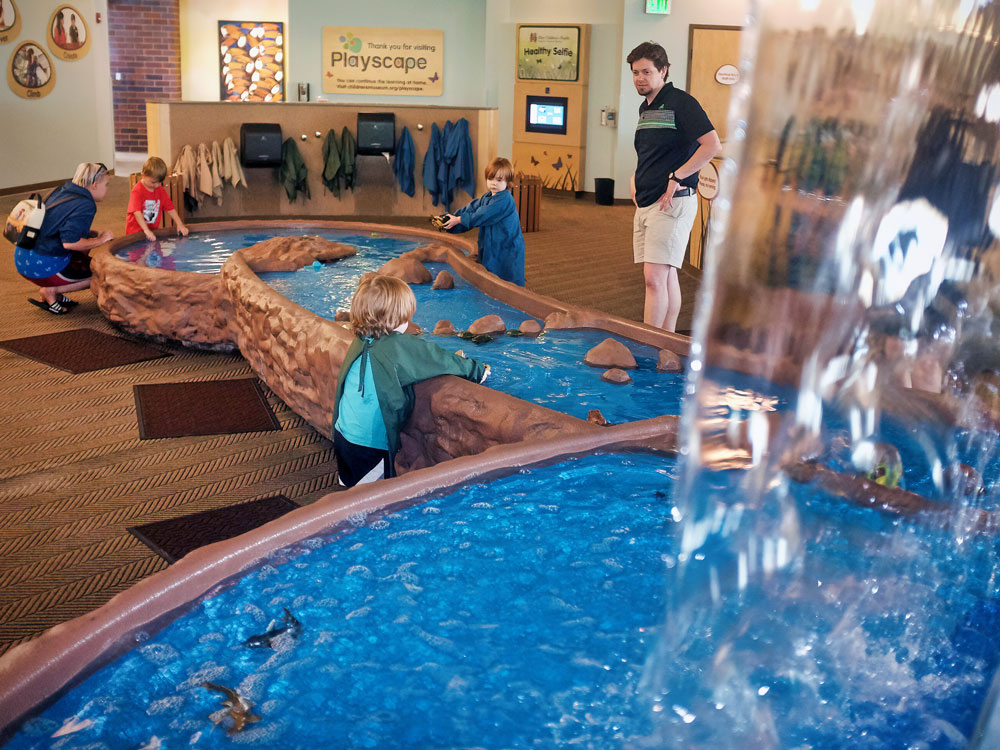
126, 182, 174, 235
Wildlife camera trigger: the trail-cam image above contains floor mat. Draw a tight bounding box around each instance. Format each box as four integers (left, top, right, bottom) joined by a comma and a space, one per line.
0, 328, 170, 373
127, 495, 301, 563
134, 378, 282, 439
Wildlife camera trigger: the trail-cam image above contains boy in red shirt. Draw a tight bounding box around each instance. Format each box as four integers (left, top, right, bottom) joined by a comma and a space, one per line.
126, 156, 189, 240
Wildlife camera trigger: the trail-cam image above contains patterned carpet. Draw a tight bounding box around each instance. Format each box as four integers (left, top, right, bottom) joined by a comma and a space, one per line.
0, 176, 701, 656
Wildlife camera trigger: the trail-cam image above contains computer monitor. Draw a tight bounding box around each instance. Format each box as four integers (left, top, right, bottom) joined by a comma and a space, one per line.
525, 95, 568, 135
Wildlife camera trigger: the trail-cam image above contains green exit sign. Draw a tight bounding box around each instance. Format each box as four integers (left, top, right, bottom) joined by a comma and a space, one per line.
646, 0, 671, 13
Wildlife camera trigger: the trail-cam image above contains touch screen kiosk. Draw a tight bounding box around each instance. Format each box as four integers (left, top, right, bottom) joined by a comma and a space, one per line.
512, 25, 590, 192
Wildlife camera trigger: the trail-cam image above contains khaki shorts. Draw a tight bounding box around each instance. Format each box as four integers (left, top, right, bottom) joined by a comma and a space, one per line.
633, 194, 698, 267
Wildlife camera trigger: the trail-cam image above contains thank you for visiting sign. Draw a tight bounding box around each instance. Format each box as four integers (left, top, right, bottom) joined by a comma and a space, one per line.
322, 26, 443, 96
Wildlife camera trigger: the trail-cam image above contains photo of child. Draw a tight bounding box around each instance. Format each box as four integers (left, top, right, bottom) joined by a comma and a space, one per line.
0, 0, 16, 33
48, 5, 89, 60
11, 43, 50, 88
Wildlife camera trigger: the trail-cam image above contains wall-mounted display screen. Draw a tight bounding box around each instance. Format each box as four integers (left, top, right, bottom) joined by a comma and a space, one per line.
525, 95, 568, 135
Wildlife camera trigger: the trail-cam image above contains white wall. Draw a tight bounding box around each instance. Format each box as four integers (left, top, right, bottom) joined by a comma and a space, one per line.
288, 0, 487, 107
180, 0, 289, 102
1, 0, 113, 191
613, 0, 748, 198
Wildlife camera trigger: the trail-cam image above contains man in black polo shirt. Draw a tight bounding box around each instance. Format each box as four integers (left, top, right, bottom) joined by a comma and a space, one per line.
628, 41, 721, 332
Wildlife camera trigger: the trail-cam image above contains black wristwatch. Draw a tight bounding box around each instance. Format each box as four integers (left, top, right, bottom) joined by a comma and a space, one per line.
668, 172, 679, 184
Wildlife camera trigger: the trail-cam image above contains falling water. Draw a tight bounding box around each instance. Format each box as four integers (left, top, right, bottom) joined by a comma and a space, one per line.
641, 0, 1000, 747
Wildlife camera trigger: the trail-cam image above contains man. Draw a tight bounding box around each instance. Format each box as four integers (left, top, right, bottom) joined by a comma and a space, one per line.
628, 41, 721, 332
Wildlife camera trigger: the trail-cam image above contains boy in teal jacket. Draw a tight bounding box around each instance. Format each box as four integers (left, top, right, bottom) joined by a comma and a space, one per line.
333, 273, 490, 486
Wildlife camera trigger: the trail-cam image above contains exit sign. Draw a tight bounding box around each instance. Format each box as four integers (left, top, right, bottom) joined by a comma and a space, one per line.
646, 0, 671, 13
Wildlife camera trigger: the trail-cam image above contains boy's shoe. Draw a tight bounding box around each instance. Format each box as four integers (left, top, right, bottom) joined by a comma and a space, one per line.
56, 294, 79, 308
28, 298, 70, 315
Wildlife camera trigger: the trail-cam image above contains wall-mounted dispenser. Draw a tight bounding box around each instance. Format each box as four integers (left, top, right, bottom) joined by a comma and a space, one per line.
240, 123, 282, 167
357, 113, 396, 155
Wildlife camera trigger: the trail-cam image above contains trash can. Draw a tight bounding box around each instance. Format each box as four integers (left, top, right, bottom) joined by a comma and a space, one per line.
594, 178, 615, 206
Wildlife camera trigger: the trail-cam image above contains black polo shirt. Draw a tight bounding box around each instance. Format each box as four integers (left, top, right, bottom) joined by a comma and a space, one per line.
633, 82, 714, 207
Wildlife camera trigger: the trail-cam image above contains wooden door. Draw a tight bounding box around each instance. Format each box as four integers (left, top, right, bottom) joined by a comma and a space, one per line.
686, 25, 742, 269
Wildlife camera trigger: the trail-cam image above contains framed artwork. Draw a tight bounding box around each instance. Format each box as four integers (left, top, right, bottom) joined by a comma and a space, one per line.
517, 25, 580, 82
7, 40, 55, 98
47, 4, 90, 61
219, 21, 284, 102
0, 0, 21, 45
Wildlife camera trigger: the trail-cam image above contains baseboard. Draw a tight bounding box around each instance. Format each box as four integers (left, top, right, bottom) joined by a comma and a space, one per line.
0, 170, 118, 198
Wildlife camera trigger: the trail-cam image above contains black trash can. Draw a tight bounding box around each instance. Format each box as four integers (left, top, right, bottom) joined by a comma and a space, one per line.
594, 178, 615, 205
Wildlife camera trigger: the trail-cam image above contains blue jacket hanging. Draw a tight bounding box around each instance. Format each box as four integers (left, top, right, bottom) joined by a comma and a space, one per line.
422, 123, 442, 206
444, 118, 476, 203
437, 120, 455, 209
393, 126, 416, 197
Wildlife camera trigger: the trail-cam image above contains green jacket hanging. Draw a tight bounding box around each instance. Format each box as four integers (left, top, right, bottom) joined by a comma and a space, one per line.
279, 138, 310, 202
340, 127, 357, 191
321, 128, 343, 196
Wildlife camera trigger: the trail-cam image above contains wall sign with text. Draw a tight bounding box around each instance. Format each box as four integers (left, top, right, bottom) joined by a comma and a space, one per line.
0, 0, 22, 45
47, 4, 90, 61
322, 26, 443, 96
517, 26, 580, 81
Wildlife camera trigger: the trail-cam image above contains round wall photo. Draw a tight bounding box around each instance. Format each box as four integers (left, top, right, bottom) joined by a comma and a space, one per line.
48, 4, 90, 60
0, 0, 22, 44
7, 41, 55, 98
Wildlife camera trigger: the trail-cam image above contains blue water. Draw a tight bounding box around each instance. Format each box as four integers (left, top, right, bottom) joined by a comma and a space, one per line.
6, 452, 999, 749
115, 227, 683, 424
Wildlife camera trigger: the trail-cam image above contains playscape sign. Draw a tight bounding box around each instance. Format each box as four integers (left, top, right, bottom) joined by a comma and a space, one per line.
322, 26, 443, 96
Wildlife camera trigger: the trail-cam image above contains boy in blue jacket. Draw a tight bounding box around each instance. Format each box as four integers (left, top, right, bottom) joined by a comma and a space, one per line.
442, 157, 526, 286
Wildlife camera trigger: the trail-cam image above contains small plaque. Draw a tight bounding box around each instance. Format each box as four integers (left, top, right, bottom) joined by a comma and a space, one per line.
715, 64, 740, 85
698, 161, 720, 201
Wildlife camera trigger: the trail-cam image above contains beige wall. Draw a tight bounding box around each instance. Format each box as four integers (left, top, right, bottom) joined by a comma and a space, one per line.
180, 0, 289, 102
1, 0, 114, 191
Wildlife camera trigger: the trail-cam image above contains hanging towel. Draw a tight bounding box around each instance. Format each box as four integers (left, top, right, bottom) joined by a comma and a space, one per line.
422, 122, 442, 206
196, 143, 214, 202
341, 127, 357, 191
210, 141, 224, 205
172, 144, 198, 201
321, 128, 343, 196
445, 117, 476, 202
221, 137, 247, 189
393, 126, 415, 197
280, 138, 310, 202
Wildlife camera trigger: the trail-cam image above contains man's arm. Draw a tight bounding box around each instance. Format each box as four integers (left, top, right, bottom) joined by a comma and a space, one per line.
630, 174, 637, 207
657, 130, 722, 210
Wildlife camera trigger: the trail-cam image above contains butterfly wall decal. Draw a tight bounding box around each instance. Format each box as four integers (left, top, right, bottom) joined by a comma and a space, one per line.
529, 156, 539, 166
428, 72, 439, 83
552, 157, 563, 170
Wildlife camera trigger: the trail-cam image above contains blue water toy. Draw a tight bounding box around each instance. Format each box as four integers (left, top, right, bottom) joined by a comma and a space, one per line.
311, 260, 322, 271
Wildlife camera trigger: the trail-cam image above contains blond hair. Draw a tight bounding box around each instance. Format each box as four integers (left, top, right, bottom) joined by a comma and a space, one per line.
71, 162, 108, 188
485, 157, 514, 183
141, 156, 168, 182
350, 273, 416, 339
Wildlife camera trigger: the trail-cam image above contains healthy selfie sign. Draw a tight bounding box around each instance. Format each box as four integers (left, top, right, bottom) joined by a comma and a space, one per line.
322, 27, 443, 96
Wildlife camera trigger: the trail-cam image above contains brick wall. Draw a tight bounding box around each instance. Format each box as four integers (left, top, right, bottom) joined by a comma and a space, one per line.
108, 0, 182, 153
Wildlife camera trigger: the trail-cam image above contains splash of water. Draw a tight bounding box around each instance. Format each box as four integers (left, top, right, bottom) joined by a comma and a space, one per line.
642, 1, 1000, 747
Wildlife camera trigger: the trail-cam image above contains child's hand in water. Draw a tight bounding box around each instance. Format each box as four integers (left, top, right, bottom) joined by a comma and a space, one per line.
480, 365, 491, 383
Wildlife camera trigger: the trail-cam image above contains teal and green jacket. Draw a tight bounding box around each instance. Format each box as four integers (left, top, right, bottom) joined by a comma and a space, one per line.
333, 332, 486, 475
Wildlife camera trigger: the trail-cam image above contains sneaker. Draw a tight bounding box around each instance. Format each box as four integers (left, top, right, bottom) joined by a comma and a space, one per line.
28, 298, 70, 315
